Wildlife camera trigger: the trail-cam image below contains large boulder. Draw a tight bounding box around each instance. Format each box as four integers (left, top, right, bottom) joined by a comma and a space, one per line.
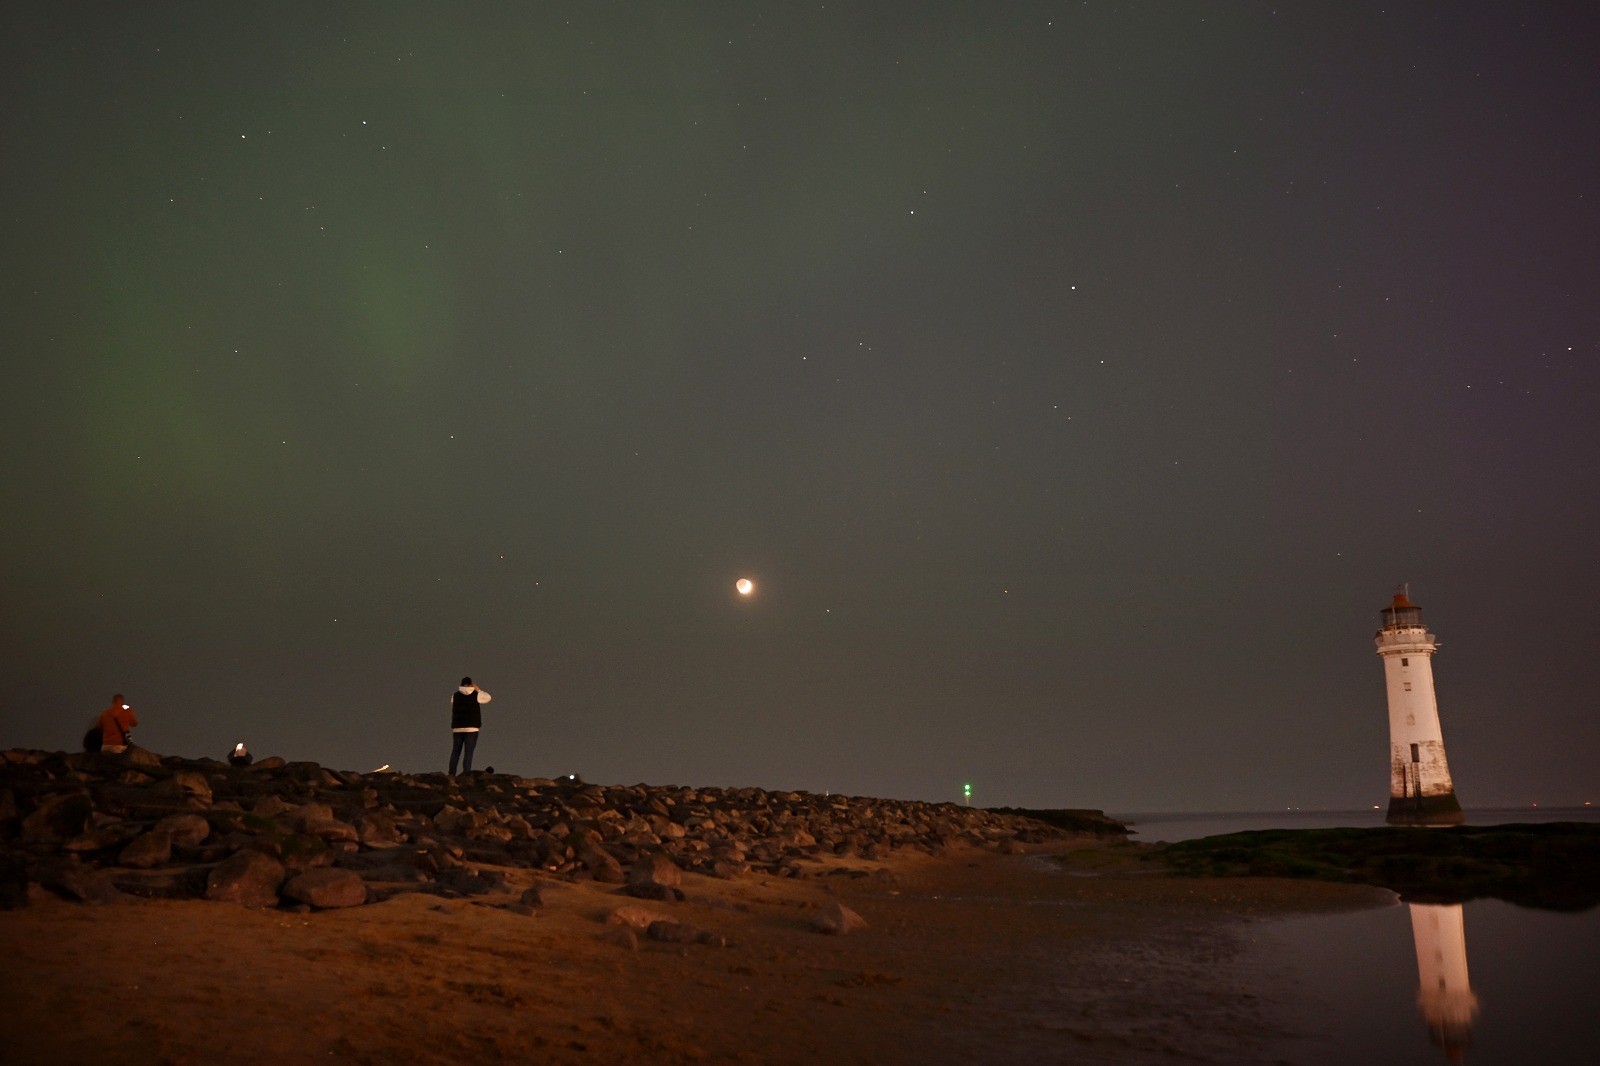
434, 806, 480, 834
155, 813, 212, 848
118, 829, 173, 869
289, 802, 334, 829
282, 868, 367, 909
264, 833, 335, 873
810, 901, 868, 935
62, 824, 141, 853
453, 866, 506, 895
305, 818, 360, 844
252, 794, 295, 818
357, 813, 406, 848
205, 849, 286, 907
153, 770, 212, 805
581, 846, 625, 884
20, 791, 93, 843
646, 919, 702, 944
606, 905, 666, 931
120, 746, 162, 768
628, 850, 683, 889
33, 857, 129, 904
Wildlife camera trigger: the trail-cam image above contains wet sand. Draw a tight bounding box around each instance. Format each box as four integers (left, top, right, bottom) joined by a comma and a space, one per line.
0, 842, 1390, 1065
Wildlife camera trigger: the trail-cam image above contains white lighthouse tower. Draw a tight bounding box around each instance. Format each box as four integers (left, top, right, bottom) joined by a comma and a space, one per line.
1409, 902, 1479, 1062
1375, 587, 1463, 825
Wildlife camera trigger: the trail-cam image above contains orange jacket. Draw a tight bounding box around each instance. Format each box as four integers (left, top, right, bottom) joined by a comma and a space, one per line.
99, 703, 139, 748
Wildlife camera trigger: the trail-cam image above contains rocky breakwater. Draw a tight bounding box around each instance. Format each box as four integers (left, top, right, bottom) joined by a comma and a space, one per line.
0, 747, 1123, 913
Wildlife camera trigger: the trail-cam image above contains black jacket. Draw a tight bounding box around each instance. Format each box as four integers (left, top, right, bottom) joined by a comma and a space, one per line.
451, 689, 483, 730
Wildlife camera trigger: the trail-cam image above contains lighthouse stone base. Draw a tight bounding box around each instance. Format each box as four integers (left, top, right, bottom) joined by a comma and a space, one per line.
1387, 792, 1465, 827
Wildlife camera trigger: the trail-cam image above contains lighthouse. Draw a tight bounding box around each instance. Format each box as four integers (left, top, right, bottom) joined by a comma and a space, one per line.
1375, 587, 1464, 825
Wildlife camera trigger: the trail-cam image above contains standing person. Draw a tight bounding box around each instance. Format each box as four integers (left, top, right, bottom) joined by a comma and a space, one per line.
449, 676, 491, 776
98, 694, 139, 754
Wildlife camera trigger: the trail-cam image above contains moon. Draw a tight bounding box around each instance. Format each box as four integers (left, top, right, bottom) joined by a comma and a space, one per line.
736, 578, 754, 596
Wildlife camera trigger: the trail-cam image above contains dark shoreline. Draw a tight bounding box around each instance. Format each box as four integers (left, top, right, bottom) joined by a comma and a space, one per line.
1147, 823, 1600, 911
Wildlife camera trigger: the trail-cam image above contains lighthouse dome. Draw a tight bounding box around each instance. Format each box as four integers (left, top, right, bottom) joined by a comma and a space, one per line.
1381, 590, 1424, 630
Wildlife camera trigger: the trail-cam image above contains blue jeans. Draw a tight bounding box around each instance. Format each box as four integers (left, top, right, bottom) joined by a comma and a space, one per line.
449, 731, 478, 775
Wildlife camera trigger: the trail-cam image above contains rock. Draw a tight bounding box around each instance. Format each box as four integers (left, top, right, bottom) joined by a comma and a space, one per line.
20, 791, 93, 843
206, 849, 286, 907
623, 882, 684, 902
646, 919, 702, 944
810, 901, 868, 935
283, 761, 326, 783
628, 849, 683, 889
434, 806, 479, 834
581, 847, 626, 884
0, 746, 1086, 920
251, 794, 296, 818
305, 818, 361, 844
33, 857, 129, 903
282, 868, 367, 909
155, 813, 212, 847
357, 813, 406, 847
519, 885, 547, 908
154, 770, 212, 804
272, 833, 335, 873
62, 824, 141, 853
468, 824, 513, 845
606, 905, 665, 931
118, 829, 174, 869
290, 802, 335, 829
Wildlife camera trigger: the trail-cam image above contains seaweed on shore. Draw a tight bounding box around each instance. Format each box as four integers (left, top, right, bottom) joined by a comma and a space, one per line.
1152, 823, 1600, 912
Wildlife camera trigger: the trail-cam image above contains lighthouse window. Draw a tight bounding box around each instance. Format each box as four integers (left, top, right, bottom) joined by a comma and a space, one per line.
1403, 682, 1412, 691
1401, 658, 1409, 666
1411, 743, 1420, 762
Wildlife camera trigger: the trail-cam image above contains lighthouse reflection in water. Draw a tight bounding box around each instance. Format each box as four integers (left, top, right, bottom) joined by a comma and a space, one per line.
1409, 902, 1479, 1062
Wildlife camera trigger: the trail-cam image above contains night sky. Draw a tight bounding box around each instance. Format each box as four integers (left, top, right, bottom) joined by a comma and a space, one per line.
4, 3, 1597, 813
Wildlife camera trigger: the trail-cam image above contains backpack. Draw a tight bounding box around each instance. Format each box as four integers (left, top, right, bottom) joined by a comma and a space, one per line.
82, 724, 103, 752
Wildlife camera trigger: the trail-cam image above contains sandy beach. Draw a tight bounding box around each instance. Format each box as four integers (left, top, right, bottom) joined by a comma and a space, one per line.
0, 842, 1389, 1065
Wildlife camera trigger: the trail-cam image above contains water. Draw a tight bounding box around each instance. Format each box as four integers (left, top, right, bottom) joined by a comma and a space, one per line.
1254, 899, 1600, 1064
1110, 809, 1600, 1064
